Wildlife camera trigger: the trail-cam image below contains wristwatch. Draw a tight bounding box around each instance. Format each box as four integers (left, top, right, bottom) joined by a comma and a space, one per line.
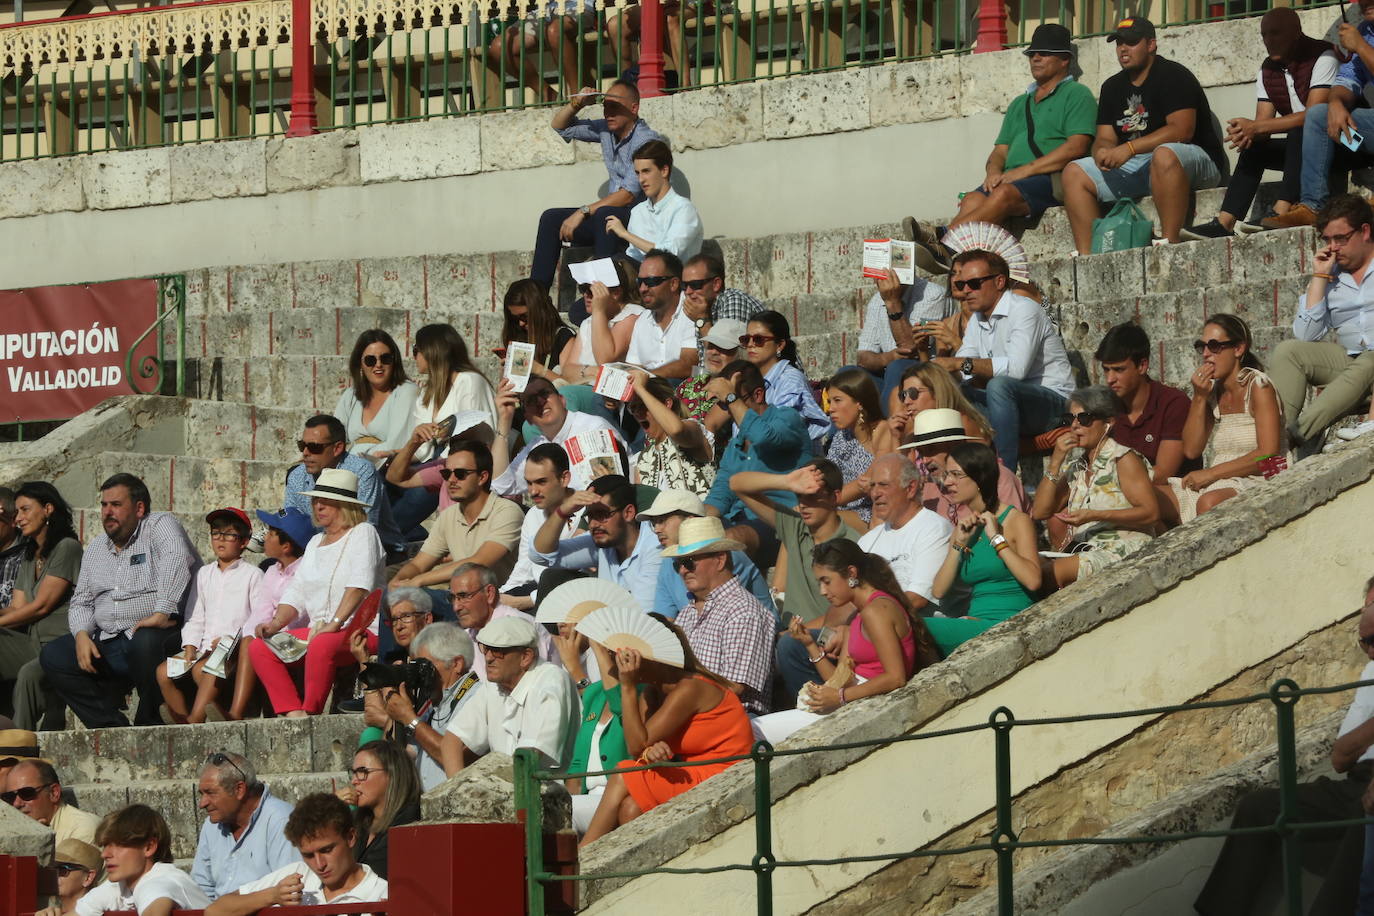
694, 316, 707, 329
961, 357, 975, 376
407, 717, 421, 730
579, 205, 591, 217
575, 678, 591, 690
887, 309, 905, 321
716, 393, 737, 410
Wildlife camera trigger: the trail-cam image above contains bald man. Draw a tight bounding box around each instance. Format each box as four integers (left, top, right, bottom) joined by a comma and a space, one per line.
1197, 577, 1374, 914
1185, 8, 1339, 238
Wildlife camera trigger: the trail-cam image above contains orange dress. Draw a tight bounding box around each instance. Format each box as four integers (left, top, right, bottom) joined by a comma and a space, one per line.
621, 676, 756, 812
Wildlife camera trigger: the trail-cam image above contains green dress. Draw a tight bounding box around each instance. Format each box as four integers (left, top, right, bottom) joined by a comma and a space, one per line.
925, 506, 1035, 656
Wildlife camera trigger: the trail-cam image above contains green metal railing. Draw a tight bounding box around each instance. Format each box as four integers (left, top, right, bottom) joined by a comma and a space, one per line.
0, 0, 1345, 161
514, 675, 1374, 915
0, 274, 185, 445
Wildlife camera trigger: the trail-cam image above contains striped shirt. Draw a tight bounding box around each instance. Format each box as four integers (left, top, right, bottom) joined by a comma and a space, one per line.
68, 512, 202, 639
676, 576, 775, 715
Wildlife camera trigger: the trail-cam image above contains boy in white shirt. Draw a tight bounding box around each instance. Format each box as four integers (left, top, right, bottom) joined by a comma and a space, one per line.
77, 806, 211, 916
207, 793, 388, 915
155, 507, 263, 724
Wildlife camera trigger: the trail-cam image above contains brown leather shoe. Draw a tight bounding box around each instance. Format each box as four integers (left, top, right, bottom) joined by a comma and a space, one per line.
1259, 204, 1317, 230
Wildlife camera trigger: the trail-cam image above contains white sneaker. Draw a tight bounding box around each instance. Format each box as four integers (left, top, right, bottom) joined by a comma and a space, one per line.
1336, 420, 1374, 441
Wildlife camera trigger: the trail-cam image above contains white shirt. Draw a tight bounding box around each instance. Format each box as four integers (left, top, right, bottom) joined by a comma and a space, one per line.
448, 660, 581, 769
499, 503, 583, 596
235, 862, 389, 910
1339, 660, 1374, 765
624, 304, 697, 372
956, 290, 1074, 397
181, 558, 264, 652
856, 280, 956, 355
857, 509, 954, 605
278, 523, 386, 633
623, 188, 704, 264
1253, 51, 1339, 114
575, 303, 646, 366
493, 410, 626, 497
413, 370, 499, 461
77, 862, 211, 915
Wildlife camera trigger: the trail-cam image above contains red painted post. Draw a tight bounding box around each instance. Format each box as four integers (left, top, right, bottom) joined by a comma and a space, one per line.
637, 0, 667, 97
973, 0, 1008, 52
285, 0, 318, 137
0, 855, 38, 916
387, 822, 527, 914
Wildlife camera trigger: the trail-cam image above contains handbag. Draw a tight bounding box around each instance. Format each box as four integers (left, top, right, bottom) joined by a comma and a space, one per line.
1091, 199, 1154, 253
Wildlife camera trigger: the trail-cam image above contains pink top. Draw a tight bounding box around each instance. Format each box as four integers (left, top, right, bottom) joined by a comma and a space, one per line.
182, 559, 264, 652
240, 558, 303, 637
415, 463, 456, 513
849, 590, 916, 682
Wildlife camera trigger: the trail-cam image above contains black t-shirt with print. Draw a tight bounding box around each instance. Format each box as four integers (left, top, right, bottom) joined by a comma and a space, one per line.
1096, 56, 1227, 173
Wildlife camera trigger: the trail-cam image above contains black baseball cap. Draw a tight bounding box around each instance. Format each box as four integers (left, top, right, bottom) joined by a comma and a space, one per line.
1107, 16, 1156, 43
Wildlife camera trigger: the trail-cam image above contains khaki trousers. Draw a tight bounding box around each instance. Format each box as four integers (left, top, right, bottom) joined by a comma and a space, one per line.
1267, 340, 1374, 442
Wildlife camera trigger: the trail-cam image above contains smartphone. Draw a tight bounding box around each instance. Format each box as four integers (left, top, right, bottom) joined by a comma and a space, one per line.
1342, 128, 1364, 152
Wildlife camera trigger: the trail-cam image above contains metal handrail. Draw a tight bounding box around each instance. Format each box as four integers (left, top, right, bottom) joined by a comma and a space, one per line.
514, 675, 1374, 915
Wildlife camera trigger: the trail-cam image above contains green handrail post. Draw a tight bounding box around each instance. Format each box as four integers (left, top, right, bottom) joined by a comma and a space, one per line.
751, 739, 776, 916
991, 706, 1017, 916
1271, 678, 1303, 916
125, 274, 187, 397
513, 748, 547, 916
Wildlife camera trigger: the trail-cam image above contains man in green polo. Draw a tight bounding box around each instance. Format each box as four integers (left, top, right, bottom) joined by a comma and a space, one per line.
907, 23, 1097, 272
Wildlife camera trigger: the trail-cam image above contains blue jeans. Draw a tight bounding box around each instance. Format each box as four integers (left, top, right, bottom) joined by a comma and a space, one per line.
1300, 103, 1374, 209
965, 376, 1067, 469
775, 629, 823, 699
41, 627, 182, 728
1360, 823, 1374, 916
387, 484, 437, 543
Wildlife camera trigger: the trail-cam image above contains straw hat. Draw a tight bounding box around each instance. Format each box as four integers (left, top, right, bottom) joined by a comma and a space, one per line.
661, 516, 746, 557
298, 468, 371, 507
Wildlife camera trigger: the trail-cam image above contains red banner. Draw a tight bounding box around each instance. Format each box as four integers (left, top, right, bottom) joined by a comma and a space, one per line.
0, 279, 159, 423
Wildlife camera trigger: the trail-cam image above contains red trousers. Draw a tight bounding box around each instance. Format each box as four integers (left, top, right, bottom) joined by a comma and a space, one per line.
247, 628, 377, 715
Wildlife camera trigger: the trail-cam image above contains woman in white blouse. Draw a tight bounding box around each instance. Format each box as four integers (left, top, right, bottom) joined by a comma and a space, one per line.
247, 469, 385, 717
410, 323, 498, 462
332, 330, 419, 460
558, 259, 644, 385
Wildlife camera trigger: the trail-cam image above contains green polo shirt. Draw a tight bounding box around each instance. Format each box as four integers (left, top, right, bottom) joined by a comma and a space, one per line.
994, 77, 1097, 171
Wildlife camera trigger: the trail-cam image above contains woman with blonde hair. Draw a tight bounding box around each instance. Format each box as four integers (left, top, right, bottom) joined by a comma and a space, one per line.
890, 361, 994, 443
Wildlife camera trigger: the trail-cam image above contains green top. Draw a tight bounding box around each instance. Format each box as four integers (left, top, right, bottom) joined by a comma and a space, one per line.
994, 77, 1097, 172
959, 506, 1035, 622
568, 681, 641, 790
773, 510, 863, 626
11, 537, 81, 646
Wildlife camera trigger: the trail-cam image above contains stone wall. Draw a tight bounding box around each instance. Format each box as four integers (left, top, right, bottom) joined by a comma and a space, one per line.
0, 11, 1329, 289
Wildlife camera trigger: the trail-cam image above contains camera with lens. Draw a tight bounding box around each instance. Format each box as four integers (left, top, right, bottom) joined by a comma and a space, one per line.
356, 657, 439, 709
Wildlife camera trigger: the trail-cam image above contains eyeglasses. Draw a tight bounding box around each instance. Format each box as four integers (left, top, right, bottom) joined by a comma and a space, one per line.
1063, 411, 1101, 427
952, 275, 996, 292
897, 386, 928, 402
206, 752, 249, 788
54, 864, 89, 876
210, 530, 244, 541
450, 588, 483, 602
577, 283, 594, 296
942, 468, 969, 481
673, 557, 700, 572
349, 766, 384, 781
738, 334, 778, 347
1, 783, 53, 804
386, 611, 428, 627
683, 277, 718, 291
636, 275, 671, 288
296, 440, 333, 454
480, 644, 521, 657
1192, 339, 1238, 354
1321, 228, 1359, 247
438, 467, 478, 481
361, 353, 395, 368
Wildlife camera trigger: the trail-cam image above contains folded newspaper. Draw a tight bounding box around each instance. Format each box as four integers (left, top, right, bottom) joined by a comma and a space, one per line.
264, 631, 308, 664
564, 428, 622, 487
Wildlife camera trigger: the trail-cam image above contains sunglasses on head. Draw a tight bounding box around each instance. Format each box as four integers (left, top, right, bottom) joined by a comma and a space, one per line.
206, 752, 249, 787
1193, 339, 1238, 354
952, 274, 996, 292
683, 277, 718, 291
362, 353, 395, 368
1063, 411, 1102, 427
738, 333, 778, 347
0, 783, 52, 804
439, 467, 479, 481
636, 275, 671, 288
296, 440, 334, 454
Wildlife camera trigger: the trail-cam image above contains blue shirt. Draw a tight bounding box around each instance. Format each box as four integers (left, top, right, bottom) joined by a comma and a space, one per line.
191, 788, 298, 900
624, 188, 704, 264
764, 360, 832, 441
284, 453, 403, 552
1335, 22, 1374, 96
706, 405, 813, 522
532, 520, 663, 611
554, 118, 664, 201
654, 549, 778, 625
1294, 265, 1374, 353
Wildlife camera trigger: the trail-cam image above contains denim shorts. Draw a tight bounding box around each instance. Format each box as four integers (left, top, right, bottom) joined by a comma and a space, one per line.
1070, 143, 1221, 203
967, 173, 1060, 219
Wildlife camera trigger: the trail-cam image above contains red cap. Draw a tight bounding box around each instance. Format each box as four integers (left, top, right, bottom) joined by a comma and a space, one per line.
205, 507, 252, 530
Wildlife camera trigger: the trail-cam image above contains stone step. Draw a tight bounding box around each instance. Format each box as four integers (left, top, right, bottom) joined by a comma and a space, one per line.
84, 451, 291, 524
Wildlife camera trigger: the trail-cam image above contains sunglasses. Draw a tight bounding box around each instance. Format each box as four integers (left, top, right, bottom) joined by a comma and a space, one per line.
439, 467, 479, 481
952, 275, 996, 291
1, 783, 53, 804
738, 334, 778, 347
1192, 339, 1238, 354
362, 353, 395, 368
673, 553, 722, 572
577, 283, 594, 296
296, 440, 334, 454
897, 386, 928, 402
206, 752, 249, 787
683, 277, 718, 291
1360, 635, 1374, 648
55, 864, 89, 876
1063, 411, 1102, 427
636, 275, 672, 288
522, 389, 554, 409
584, 505, 616, 521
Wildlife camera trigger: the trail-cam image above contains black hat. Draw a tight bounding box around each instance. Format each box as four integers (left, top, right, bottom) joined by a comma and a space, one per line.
1107, 16, 1156, 43
1024, 23, 1074, 56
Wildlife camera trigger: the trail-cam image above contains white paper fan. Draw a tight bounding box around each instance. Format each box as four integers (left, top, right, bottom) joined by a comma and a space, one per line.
575, 606, 685, 668
941, 221, 1031, 282
535, 579, 638, 626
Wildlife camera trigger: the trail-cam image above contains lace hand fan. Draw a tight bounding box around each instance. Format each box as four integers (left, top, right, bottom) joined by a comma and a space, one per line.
575, 606, 685, 668
941, 221, 1031, 282
534, 579, 639, 626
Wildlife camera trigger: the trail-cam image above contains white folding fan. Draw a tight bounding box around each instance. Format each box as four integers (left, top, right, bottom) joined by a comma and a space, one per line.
575, 606, 685, 668
941, 221, 1032, 282
535, 579, 638, 626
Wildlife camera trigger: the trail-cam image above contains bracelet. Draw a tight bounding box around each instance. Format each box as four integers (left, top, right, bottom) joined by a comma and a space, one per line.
838, 687, 847, 705
556, 505, 575, 520
1313, 272, 1335, 281
407, 717, 421, 730
1127, 140, 1138, 156
807, 651, 826, 664
994, 542, 1011, 553
1043, 470, 1061, 482
990, 534, 1008, 549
